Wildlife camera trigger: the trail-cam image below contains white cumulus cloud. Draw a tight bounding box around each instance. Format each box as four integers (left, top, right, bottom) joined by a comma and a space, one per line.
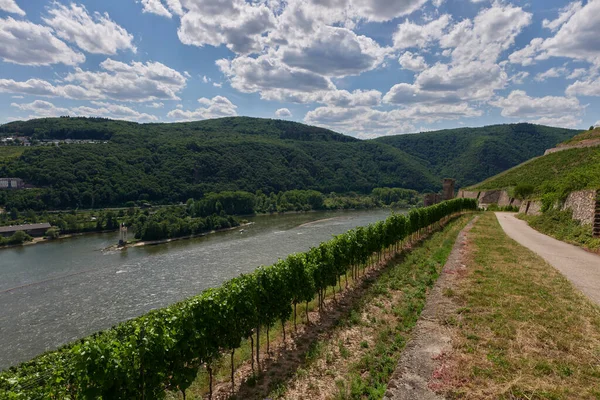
280, 25, 389, 77
217, 55, 334, 95
534, 67, 568, 82
64, 58, 188, 102
0, 17, 85, 66
139, 0, 172, 18
393, 14, 451, 49
0, 0, 25, 15
43, 3, 136, 55
566, 77, 600, 97
167, 96, 238, 121
178, 0, 276, 54
275, 108, 292, 118
542, 1, 582, 32
489, 90, 583, 127
11, 100, 158, 122
510, 0, 600, 66
398, 51, 428, 71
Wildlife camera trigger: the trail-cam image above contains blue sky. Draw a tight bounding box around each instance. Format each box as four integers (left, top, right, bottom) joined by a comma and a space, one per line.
1, 0, 599, 138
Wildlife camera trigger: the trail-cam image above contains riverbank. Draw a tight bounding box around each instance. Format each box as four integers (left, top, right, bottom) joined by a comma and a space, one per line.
104, 222, 254, 251
0, 229, 119, 251
0, 209, 393, 370
0, 206, 397, 252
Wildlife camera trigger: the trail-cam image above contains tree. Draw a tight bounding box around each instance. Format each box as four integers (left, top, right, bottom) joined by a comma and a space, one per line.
7, 230, 33, 245
142, 220, 164, 241
45, 227, 61, 239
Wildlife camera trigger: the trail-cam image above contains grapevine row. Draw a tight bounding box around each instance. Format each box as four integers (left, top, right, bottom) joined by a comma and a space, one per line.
0, 199, 477, 399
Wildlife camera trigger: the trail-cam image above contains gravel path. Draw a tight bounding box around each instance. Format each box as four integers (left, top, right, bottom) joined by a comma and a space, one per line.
495, 212, 600, 306
383, 216, 478, 400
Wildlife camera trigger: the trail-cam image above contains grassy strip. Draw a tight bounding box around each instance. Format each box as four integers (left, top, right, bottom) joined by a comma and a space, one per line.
442, 213, 600, 399
275, 215, 474, 399
518, 209, 600, 252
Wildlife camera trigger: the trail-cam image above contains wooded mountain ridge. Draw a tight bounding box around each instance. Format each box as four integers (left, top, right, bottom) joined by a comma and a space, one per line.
0, 117, 578, 210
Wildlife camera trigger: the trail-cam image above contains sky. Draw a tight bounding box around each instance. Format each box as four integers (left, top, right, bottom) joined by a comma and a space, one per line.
0, 0, 599, 138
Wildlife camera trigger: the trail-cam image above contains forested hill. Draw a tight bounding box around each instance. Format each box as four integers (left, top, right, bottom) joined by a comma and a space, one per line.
374, 123, 578, 187
0, 117, 437, 210
0, 116, 357, 143
0, 117, 580, 210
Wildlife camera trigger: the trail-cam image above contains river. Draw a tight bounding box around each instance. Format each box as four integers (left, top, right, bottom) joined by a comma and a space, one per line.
0, 209, 394, 370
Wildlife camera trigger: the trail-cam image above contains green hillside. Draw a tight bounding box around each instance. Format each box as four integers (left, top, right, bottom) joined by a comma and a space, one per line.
561, 126, 600, 146
471, 146, 600, 198
375, 123, 578, 187
0, 116, 358, 143
0, 117, 437, 210
0, 117, 582, 211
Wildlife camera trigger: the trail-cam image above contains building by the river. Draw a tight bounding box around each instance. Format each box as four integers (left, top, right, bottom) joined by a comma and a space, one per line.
0, 223, 52, 237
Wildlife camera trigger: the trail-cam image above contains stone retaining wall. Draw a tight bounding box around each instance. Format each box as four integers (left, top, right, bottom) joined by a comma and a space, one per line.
562, 189, 598, 226
457, 190, 479, 199
519, 200, 543, 216
457, 190, 522, 208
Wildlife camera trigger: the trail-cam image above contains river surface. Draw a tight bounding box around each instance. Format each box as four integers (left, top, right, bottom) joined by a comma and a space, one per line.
0, 209, 394, 369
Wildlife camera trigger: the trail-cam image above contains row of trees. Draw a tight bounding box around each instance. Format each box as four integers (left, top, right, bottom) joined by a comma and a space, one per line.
0, 230, 32, 246
0, 199, 476, 399
1, 186, 420, 215
1, 188, 422, 242
132, 211, 239, 242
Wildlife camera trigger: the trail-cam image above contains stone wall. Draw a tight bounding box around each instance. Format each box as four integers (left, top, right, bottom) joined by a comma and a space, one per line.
562, 189, 598, 225
457, 190, 479, 199
457, 189, 521, 208
479, 190, 521, 207
478, 190, 501, 204
423, 193, 442, 207
519, 200, 543, 216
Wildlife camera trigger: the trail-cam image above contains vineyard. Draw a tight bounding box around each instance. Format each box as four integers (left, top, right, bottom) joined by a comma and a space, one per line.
0, 199, 477, 399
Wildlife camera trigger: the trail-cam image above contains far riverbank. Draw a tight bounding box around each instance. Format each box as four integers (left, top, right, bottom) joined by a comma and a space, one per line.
104, 222, 254, 251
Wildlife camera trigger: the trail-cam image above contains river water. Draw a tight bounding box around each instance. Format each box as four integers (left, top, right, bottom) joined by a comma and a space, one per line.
0, 209, 393, 370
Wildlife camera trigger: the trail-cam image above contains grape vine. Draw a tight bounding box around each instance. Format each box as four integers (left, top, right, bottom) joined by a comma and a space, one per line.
0, 199, 476, 399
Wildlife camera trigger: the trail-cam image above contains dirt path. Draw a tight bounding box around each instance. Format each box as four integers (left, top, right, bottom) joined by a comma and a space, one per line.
495, 212, 600, 305
383, 216, 478, 400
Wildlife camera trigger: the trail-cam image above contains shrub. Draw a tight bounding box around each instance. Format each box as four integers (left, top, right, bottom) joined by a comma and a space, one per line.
45, 227, 60, 239
512, 184, 534, 199
5, 230, 33, 245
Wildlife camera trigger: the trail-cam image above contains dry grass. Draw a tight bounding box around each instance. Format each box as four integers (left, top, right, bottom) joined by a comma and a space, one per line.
439, 213, 600, 399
